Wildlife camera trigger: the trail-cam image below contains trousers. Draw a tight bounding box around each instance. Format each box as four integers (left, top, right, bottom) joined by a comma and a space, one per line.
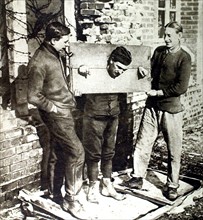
39, 109, 85, 201
29, 108, 51, 190
83, 116, 118, 181
132, 107, 183, 188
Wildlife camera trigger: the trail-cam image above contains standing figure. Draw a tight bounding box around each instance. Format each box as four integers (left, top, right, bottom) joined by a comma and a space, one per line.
27, 22, 87, 219
79, 46, 132, 203
122, 21, 191, 201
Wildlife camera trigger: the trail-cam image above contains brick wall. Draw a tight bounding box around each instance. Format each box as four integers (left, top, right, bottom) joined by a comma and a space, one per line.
77, 0, 150, 44
180, 0, 203, 125
0, 108, 42, 209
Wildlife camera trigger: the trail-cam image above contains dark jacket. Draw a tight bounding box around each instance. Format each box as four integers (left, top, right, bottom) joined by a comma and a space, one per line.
146, 46, 191, 113
27, 42, 75, 112
84, 94, 120, 117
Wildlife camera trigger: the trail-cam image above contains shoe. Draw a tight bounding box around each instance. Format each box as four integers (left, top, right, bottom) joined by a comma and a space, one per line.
163, 186, 178, 201
50, 193, 63, 205
121, 177, 143, 189
87, 181, 99, 203
62, 199, 88, 219
100, 178, 126, 201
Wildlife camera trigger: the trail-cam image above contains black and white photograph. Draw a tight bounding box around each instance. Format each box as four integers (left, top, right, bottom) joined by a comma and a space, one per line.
0, 0, 202, 219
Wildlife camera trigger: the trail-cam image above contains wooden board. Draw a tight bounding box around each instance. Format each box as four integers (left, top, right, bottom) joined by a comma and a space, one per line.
18, 187, 158, 220
113, 169, 199, 206
68, 43, 152, 94
18, 171, 201, 220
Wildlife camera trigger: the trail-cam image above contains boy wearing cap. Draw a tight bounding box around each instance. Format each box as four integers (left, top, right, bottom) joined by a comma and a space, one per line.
79, 46, 132, 203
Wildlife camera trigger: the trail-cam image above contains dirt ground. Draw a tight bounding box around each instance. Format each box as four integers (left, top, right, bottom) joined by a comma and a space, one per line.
150, 118, 203, 220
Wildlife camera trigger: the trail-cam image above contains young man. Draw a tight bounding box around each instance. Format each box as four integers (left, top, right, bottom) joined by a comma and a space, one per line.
79, 46, 132, 203
27, 22, 87, 219
122, 21, 191, 201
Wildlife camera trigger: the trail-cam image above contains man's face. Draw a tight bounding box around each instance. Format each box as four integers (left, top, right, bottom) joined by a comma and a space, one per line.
164, 27, 182, 50
107, 60, 128, 79
52, 35, 70, 52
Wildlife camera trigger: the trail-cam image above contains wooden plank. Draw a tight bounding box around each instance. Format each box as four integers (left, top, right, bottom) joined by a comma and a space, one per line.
113, 170, 196, 206
138, 187, 203, 220
18, 187, 158, 220
68, 43, 152, 94
18, 189, 76, 220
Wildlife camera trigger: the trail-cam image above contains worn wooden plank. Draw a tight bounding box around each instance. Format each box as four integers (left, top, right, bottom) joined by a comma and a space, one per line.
138, 187, 203, 220
18, 189, 76, 220
18, 186, 158, 220
114, 170, 196, 206
68, 43, 151, 94
17, 173, 201, 220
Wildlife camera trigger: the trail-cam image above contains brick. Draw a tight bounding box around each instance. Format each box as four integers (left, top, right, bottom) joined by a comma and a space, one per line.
28, 163, 41, 173
95, 16, 112, 23
22, 133, 39, 143
95, 3, 105, 10
181, 6, 192, 10
23, 125, 37, 136
0, 118, 18, 132
16, 142, 33, 154
10, 161, 27, 172
5, 128, 23, 139
10, 154, 22, 164
0, 166, 9, 176
1, 140, 12, 150
1, 180, 18, 193
187, 2, 198, 6
186, 11, 198, 15
88, 3, 96, 9
80, 2, 88, 9
18, 175, 34, 187
28, 156, 41, 166
11, 170, 24, 180
11, 137, 23, 147
80, 9, 102, 16
29, 148, 42, 158
21, 151, 29, 160
32, 140, 41, 149
0, 110, 15, 120
0, 148, 15, 159
0, 158, 11, 167
1, 173, 12, 183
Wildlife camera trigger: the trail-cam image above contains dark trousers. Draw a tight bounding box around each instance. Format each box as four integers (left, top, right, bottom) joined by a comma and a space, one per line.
39, 109, 85, 201
29, 109, 51, 190
83, 116, 118, 181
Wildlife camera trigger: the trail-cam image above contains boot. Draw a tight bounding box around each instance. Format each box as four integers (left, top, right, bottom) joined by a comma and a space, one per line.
163, 185, 178, 201
52, 193, 63, 205
62, 198, 88, 220
87, 181, 99, 204
100, 178, 126, 201
121, 177, 143, 190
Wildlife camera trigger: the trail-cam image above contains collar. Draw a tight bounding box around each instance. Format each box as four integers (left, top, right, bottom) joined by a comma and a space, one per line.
42, 41, 60, 58
167, 45, 181, 54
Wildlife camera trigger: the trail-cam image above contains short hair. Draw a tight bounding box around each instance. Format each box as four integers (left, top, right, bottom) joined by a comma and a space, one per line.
109, 46, 132, 66
45, 22, 70, 41
165, 21, 183, 33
